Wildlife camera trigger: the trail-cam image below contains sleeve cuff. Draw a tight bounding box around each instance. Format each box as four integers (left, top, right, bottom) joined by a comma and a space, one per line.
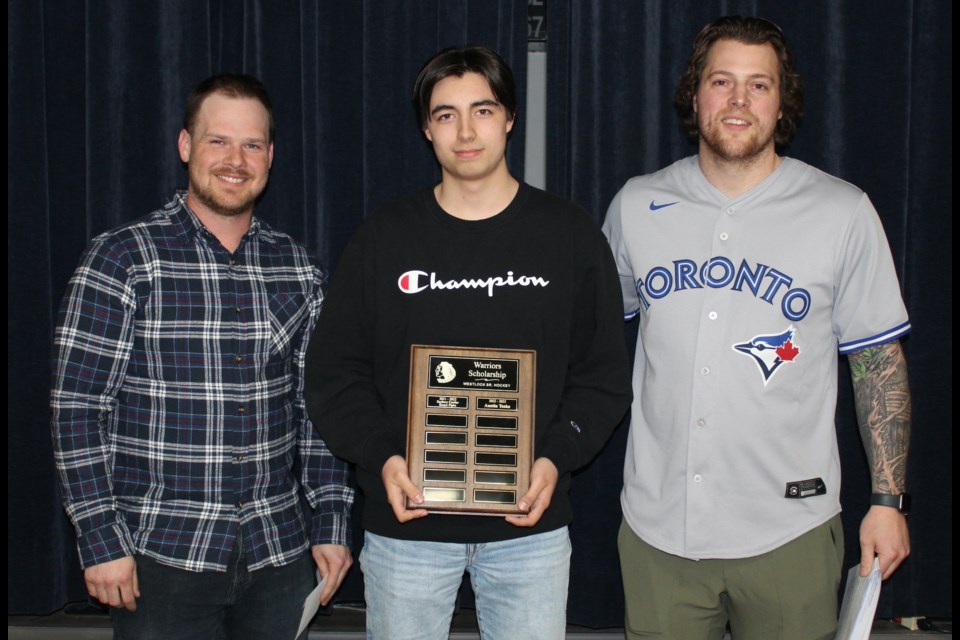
363, 434, 404, 481
537, 422, 579, 477
76, 521, 136, 569
310, 511, 352, 548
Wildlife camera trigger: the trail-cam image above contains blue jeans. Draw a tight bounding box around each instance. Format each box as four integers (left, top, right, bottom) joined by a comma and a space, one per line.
360, 528, 571, 640
111, 546, 315, 640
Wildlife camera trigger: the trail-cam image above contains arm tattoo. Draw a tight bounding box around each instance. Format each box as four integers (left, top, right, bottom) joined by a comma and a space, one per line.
848, 341, 911, 494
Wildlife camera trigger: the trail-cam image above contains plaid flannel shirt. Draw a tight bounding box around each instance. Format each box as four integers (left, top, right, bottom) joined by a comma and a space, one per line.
51, 191, 353, 572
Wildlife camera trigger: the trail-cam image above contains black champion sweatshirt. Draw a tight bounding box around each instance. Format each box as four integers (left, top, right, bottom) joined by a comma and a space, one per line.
305, 183, 632, 542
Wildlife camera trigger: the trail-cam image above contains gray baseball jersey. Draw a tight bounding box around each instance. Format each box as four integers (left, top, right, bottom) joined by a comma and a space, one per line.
602, 156, 910, 559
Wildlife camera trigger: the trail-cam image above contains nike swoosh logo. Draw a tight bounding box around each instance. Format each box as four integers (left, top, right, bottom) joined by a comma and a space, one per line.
649, 200, 680, 211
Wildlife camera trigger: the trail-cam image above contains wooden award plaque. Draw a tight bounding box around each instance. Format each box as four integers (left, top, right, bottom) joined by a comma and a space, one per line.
406, 345, 535, 515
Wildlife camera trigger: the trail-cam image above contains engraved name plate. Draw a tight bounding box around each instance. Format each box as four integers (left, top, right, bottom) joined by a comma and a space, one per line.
406, 345, 535, 515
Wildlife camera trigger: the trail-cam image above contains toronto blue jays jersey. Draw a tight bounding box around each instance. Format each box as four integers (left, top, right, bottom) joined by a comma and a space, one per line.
602, 156, 910, 559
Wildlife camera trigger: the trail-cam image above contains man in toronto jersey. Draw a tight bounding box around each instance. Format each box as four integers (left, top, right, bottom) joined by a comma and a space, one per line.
602, 16, 912, 640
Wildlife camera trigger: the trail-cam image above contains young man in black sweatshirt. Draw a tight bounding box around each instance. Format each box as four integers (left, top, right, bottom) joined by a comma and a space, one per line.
305, 46, 631, 640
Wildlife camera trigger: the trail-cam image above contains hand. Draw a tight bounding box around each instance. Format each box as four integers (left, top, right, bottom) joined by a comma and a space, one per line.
506, 458, 558, 527
311, 544, 353, 606
859, 505, 910, 579
84, 556, 139, 611
381, 455, 428, 523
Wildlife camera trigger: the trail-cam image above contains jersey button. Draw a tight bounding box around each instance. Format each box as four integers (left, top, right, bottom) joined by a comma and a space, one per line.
720, 232, 729, 240
701, 366, 710, 375
693, 474, 703, 483
708, 311, 718, 320
726, 207, 735, 215
697, 419, 706, 429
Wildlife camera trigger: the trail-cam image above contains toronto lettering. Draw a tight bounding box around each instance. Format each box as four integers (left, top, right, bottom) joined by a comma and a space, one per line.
635, 257, 812, 321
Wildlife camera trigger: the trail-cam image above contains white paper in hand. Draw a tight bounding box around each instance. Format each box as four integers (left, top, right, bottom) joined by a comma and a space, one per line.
296, 570, 326, 639
835, 557, 882, 640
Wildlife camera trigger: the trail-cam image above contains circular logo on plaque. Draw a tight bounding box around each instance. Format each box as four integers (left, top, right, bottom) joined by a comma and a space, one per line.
434, 361, 457, 383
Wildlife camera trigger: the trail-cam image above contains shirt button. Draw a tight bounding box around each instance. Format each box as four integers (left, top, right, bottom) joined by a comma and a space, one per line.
229, 258, 237, 266
701, 366, 710, 375
238, 406, 245, 414
693, 474, 703, 483
235, 355, 243, 363
236, 453, 244, 461
234, 306, 241, 314
708, 311, 718, 320
726, 207, 735, 215
720, 232, 729, 240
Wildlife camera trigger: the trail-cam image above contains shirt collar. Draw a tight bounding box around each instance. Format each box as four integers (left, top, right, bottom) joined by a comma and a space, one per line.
170, 190, 273, 246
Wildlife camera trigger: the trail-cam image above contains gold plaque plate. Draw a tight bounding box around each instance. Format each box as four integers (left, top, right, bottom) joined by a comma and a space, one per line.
406, 345, 535, 515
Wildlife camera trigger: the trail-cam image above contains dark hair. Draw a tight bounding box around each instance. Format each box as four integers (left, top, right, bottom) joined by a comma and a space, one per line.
183, 74, 275, 142
413, 46, 517, 128
674, 16, 803, 146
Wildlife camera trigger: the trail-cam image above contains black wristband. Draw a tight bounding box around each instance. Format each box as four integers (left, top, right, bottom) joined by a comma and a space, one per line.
870, 493, 911, 515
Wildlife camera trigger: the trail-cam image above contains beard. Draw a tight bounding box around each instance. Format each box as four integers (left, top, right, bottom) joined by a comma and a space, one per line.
188, 165, 264, 217
698, 112, 776, 164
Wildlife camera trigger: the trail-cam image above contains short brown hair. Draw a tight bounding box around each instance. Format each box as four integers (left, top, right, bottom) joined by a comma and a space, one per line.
183, 74, 275, 142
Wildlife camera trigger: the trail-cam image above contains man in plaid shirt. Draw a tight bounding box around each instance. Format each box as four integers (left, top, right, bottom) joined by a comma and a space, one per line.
50, 74, 353, 639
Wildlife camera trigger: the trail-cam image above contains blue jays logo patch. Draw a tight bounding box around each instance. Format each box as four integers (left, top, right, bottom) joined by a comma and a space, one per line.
733, 326, 801, 386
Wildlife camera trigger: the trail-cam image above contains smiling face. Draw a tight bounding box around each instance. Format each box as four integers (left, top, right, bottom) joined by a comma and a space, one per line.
694, 39, 782, 165
422, 72, 514, 186
178, 93, 274, 219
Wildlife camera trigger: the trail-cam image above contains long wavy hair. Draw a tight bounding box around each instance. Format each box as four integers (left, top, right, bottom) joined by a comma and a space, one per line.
675, 16, 803, 146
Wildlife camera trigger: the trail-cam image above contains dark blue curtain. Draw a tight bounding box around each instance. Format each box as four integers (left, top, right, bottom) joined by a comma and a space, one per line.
548, 0, 952, 625
7, 0, 526, 616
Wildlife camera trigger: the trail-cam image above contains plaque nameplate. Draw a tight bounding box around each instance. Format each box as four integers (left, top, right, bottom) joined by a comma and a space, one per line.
475, 471, 516, 485
476, 397, 518, 411
425, 431, 468, 446
475, 434, 517, 448
476, 416, 518, 430
406, 345, 535, 515
424, 469, 467, 483
423, 487, 465, 502
426, 414, 469, 428
427, 395, 469, 410
425, 450, 467, 465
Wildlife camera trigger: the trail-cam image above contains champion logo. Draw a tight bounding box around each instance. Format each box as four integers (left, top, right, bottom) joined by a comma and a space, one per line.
649, 200, 679, 211
398, 270, 550, 297
733, 326, 801, 386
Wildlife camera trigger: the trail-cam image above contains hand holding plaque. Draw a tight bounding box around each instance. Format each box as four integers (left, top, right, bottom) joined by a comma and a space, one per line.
406, 345, 535, 515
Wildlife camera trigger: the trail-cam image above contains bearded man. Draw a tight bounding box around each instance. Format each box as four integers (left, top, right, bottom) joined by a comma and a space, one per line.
51, 74, 353, 639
